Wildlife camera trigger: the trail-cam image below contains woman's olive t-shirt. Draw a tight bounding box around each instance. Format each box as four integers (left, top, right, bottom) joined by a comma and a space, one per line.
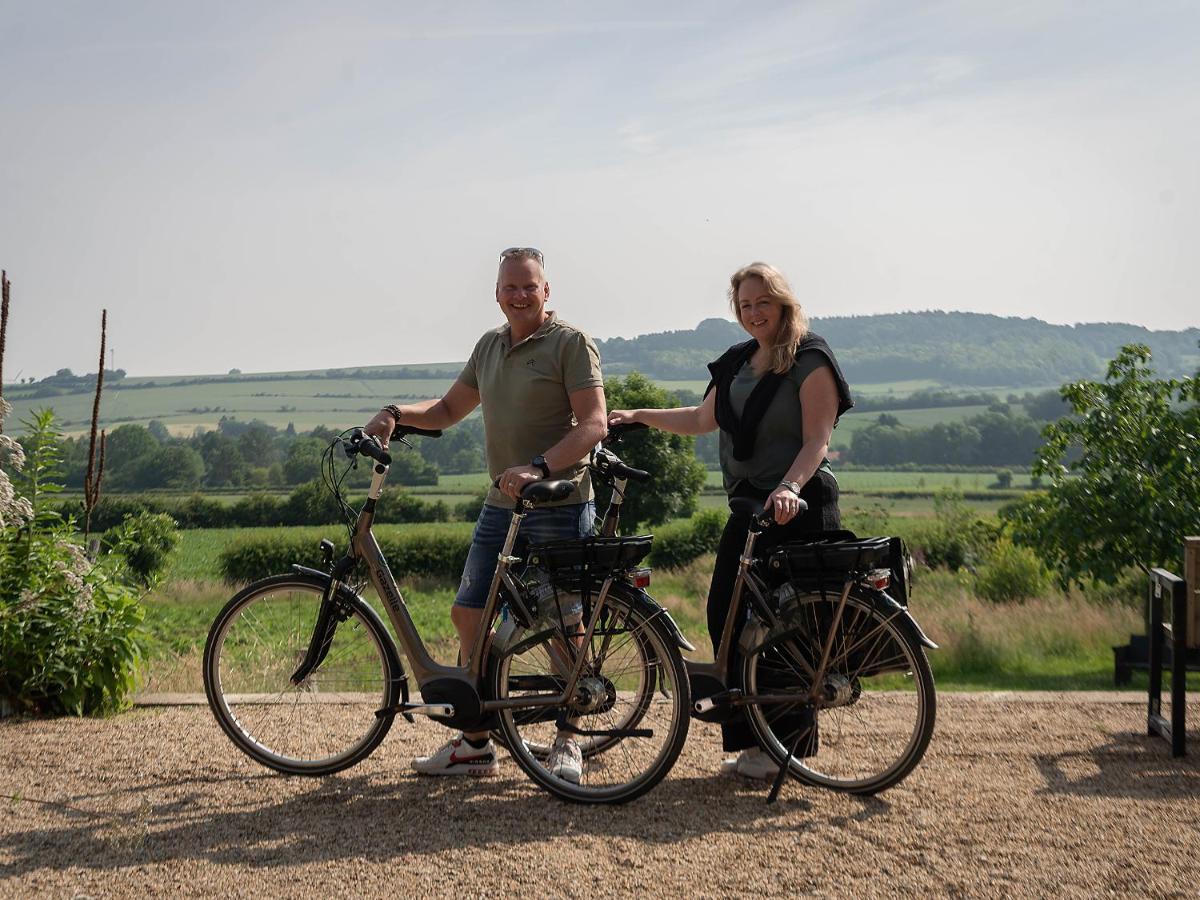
718, 350, 835, 494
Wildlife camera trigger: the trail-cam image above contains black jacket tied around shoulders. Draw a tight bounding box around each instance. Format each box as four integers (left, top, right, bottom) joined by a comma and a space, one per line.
704, 333, 853, 462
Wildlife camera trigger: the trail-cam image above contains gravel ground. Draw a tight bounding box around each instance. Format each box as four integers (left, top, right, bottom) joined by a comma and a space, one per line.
1, 693, 1198, 899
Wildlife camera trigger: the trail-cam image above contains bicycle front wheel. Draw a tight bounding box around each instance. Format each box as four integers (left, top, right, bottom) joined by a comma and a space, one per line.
490, 585, 690, 804
743, 590, 935, 795
203, 574, 399, 776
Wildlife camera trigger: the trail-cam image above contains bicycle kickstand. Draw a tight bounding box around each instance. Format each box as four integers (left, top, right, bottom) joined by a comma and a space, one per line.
766, 726, 811, 805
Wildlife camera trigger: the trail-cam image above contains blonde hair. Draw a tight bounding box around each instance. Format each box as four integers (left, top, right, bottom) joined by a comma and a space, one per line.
728, 262, 809, 375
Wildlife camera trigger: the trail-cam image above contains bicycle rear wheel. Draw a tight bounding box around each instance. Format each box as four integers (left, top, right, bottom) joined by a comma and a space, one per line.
742, 590, 935, 795
490, 587, 659, 761
490, 586, 689, 804
203, 574, 399, 776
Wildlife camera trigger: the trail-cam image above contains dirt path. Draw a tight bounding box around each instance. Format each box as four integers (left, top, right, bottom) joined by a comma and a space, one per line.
2, 694, 1198, 898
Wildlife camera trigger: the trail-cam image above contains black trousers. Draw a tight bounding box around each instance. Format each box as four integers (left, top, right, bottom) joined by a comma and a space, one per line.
707, 471, 841, 752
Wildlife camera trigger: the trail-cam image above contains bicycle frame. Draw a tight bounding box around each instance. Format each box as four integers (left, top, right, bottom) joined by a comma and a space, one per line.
318, 455, 624, 720
688, 517, 871, 714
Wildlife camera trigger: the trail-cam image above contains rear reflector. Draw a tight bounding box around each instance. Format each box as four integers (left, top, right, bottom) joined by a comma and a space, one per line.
865, 568, 891, 590
626, 567, 652, 589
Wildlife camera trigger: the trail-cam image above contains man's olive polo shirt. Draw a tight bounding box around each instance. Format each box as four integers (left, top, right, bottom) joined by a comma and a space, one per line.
459, 311, 603, 509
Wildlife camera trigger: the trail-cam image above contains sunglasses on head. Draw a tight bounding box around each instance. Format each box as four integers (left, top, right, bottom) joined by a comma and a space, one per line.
499, 246, 544, 265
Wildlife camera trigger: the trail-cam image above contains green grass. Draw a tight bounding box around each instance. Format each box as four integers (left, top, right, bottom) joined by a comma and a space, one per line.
146, 520, 1158, 695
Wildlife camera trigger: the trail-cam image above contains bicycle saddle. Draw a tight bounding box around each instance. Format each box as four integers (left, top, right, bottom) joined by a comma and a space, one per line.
521, 480, 575, 504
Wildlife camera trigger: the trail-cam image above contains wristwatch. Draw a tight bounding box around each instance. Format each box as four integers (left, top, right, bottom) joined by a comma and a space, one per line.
779, 480, 803, 496
531, 455, 551, 478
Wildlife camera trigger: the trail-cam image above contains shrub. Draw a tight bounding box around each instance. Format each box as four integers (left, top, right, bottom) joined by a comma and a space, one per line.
102, 511, 180, 586
648, 509, 727, 570
219, 525, 474, 583
973, 536, 1054, 603
907, 490, 998, 571
454, 488, 489, 523
0, 406, 145, 715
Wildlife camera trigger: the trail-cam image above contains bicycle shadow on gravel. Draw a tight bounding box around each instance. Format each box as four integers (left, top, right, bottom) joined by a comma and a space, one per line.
1033, 729, 1200, 800
0, 769, 891, 876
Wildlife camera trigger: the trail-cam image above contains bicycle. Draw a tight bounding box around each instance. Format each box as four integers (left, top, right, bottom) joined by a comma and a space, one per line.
487, 422, 696, 761
581, 431, 936, 798
202, 423, 691, 804
687, 497, 938, 799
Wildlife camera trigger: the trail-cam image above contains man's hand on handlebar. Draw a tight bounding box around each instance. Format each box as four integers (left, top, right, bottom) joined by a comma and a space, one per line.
364, 411, 395, 448
496, 465, 542, 501
607, 410, 639, 428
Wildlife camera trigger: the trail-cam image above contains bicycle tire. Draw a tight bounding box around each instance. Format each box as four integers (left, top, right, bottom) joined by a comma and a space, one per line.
203, 573, 400, 776
489, 588, 659, 761
742, 589, 935, 795
490, 585, 689, 804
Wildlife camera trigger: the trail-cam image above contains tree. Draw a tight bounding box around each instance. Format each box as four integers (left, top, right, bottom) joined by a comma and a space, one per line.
283, 437, 325, 484
600, 373, 707, 529
197, 431, 245, 487
103, 424, 159, 490
1003, 345, 1200, 584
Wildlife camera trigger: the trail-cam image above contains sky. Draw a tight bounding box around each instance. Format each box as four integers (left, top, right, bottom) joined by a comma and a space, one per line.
1, 0, 1197, 380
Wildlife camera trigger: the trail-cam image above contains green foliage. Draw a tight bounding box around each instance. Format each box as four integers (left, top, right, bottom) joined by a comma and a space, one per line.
848, 409, 1043, 467
58, 481, 450, 529
973, 536, 1054, 603
0, 407, 145, 715
601, 373, 707, 529
1003, 344, 1200, 584
219, 526, 473, 583
454, 488, 489, 523
15, 409, 65, 524
102, 512, 180, 586
646, 509, 727, 570
909, 490, 998, 571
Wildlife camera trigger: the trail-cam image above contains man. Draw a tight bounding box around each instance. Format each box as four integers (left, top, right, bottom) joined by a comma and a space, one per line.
364, 246, 606, 783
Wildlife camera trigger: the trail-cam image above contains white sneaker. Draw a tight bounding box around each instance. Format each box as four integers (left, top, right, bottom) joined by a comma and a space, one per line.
412, 733, 499, 776
718, 747, 779, 781
546, 736, 583, 784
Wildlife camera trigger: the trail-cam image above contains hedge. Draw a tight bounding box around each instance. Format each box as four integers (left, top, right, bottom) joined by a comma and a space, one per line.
56, 483, 450, 531
218, 511, 731, 583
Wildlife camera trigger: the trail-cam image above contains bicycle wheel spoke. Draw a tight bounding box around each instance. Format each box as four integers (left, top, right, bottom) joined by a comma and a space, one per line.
745, 591, 935, 794
491, 589, 688, 803
206, 579, 395, 775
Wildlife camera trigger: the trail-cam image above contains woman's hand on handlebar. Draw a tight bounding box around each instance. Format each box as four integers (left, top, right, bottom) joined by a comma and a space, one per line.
607, 410, 640, 428
497, 465, 542, 501
765, 483, 804, 526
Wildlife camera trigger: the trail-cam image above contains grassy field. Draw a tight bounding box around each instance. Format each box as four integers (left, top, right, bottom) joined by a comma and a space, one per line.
8, 367, 1026, 442
142, 535, 1148, 695
137, 491, 1155, 698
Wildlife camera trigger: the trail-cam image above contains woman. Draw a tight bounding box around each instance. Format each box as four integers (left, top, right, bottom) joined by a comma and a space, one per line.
609, 261, 853, 779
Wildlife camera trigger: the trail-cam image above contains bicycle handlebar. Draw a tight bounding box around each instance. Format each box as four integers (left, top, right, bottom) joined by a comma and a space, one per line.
343, 428, 393, 466
604, 422, 648, 443
392, 423, 443, 440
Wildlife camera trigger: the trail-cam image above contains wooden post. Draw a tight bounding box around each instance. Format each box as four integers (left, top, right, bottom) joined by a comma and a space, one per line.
1186, 536, 1199, 650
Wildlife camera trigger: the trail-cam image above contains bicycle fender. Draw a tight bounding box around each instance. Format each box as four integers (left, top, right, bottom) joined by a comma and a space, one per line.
876, 590, 939, 650
289, 565, 413, 708
625, 588, 696, 652
539, 575, 697, 652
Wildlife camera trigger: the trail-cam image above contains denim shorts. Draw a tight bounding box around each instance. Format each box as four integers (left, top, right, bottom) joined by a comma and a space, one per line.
454, 501, 596, 610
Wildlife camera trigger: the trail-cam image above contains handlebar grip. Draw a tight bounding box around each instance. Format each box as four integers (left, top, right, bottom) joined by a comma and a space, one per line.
392, 424, 443, 439
612, 461, 651, 482
358, 436, 391, 467
606, 422, 649, 441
